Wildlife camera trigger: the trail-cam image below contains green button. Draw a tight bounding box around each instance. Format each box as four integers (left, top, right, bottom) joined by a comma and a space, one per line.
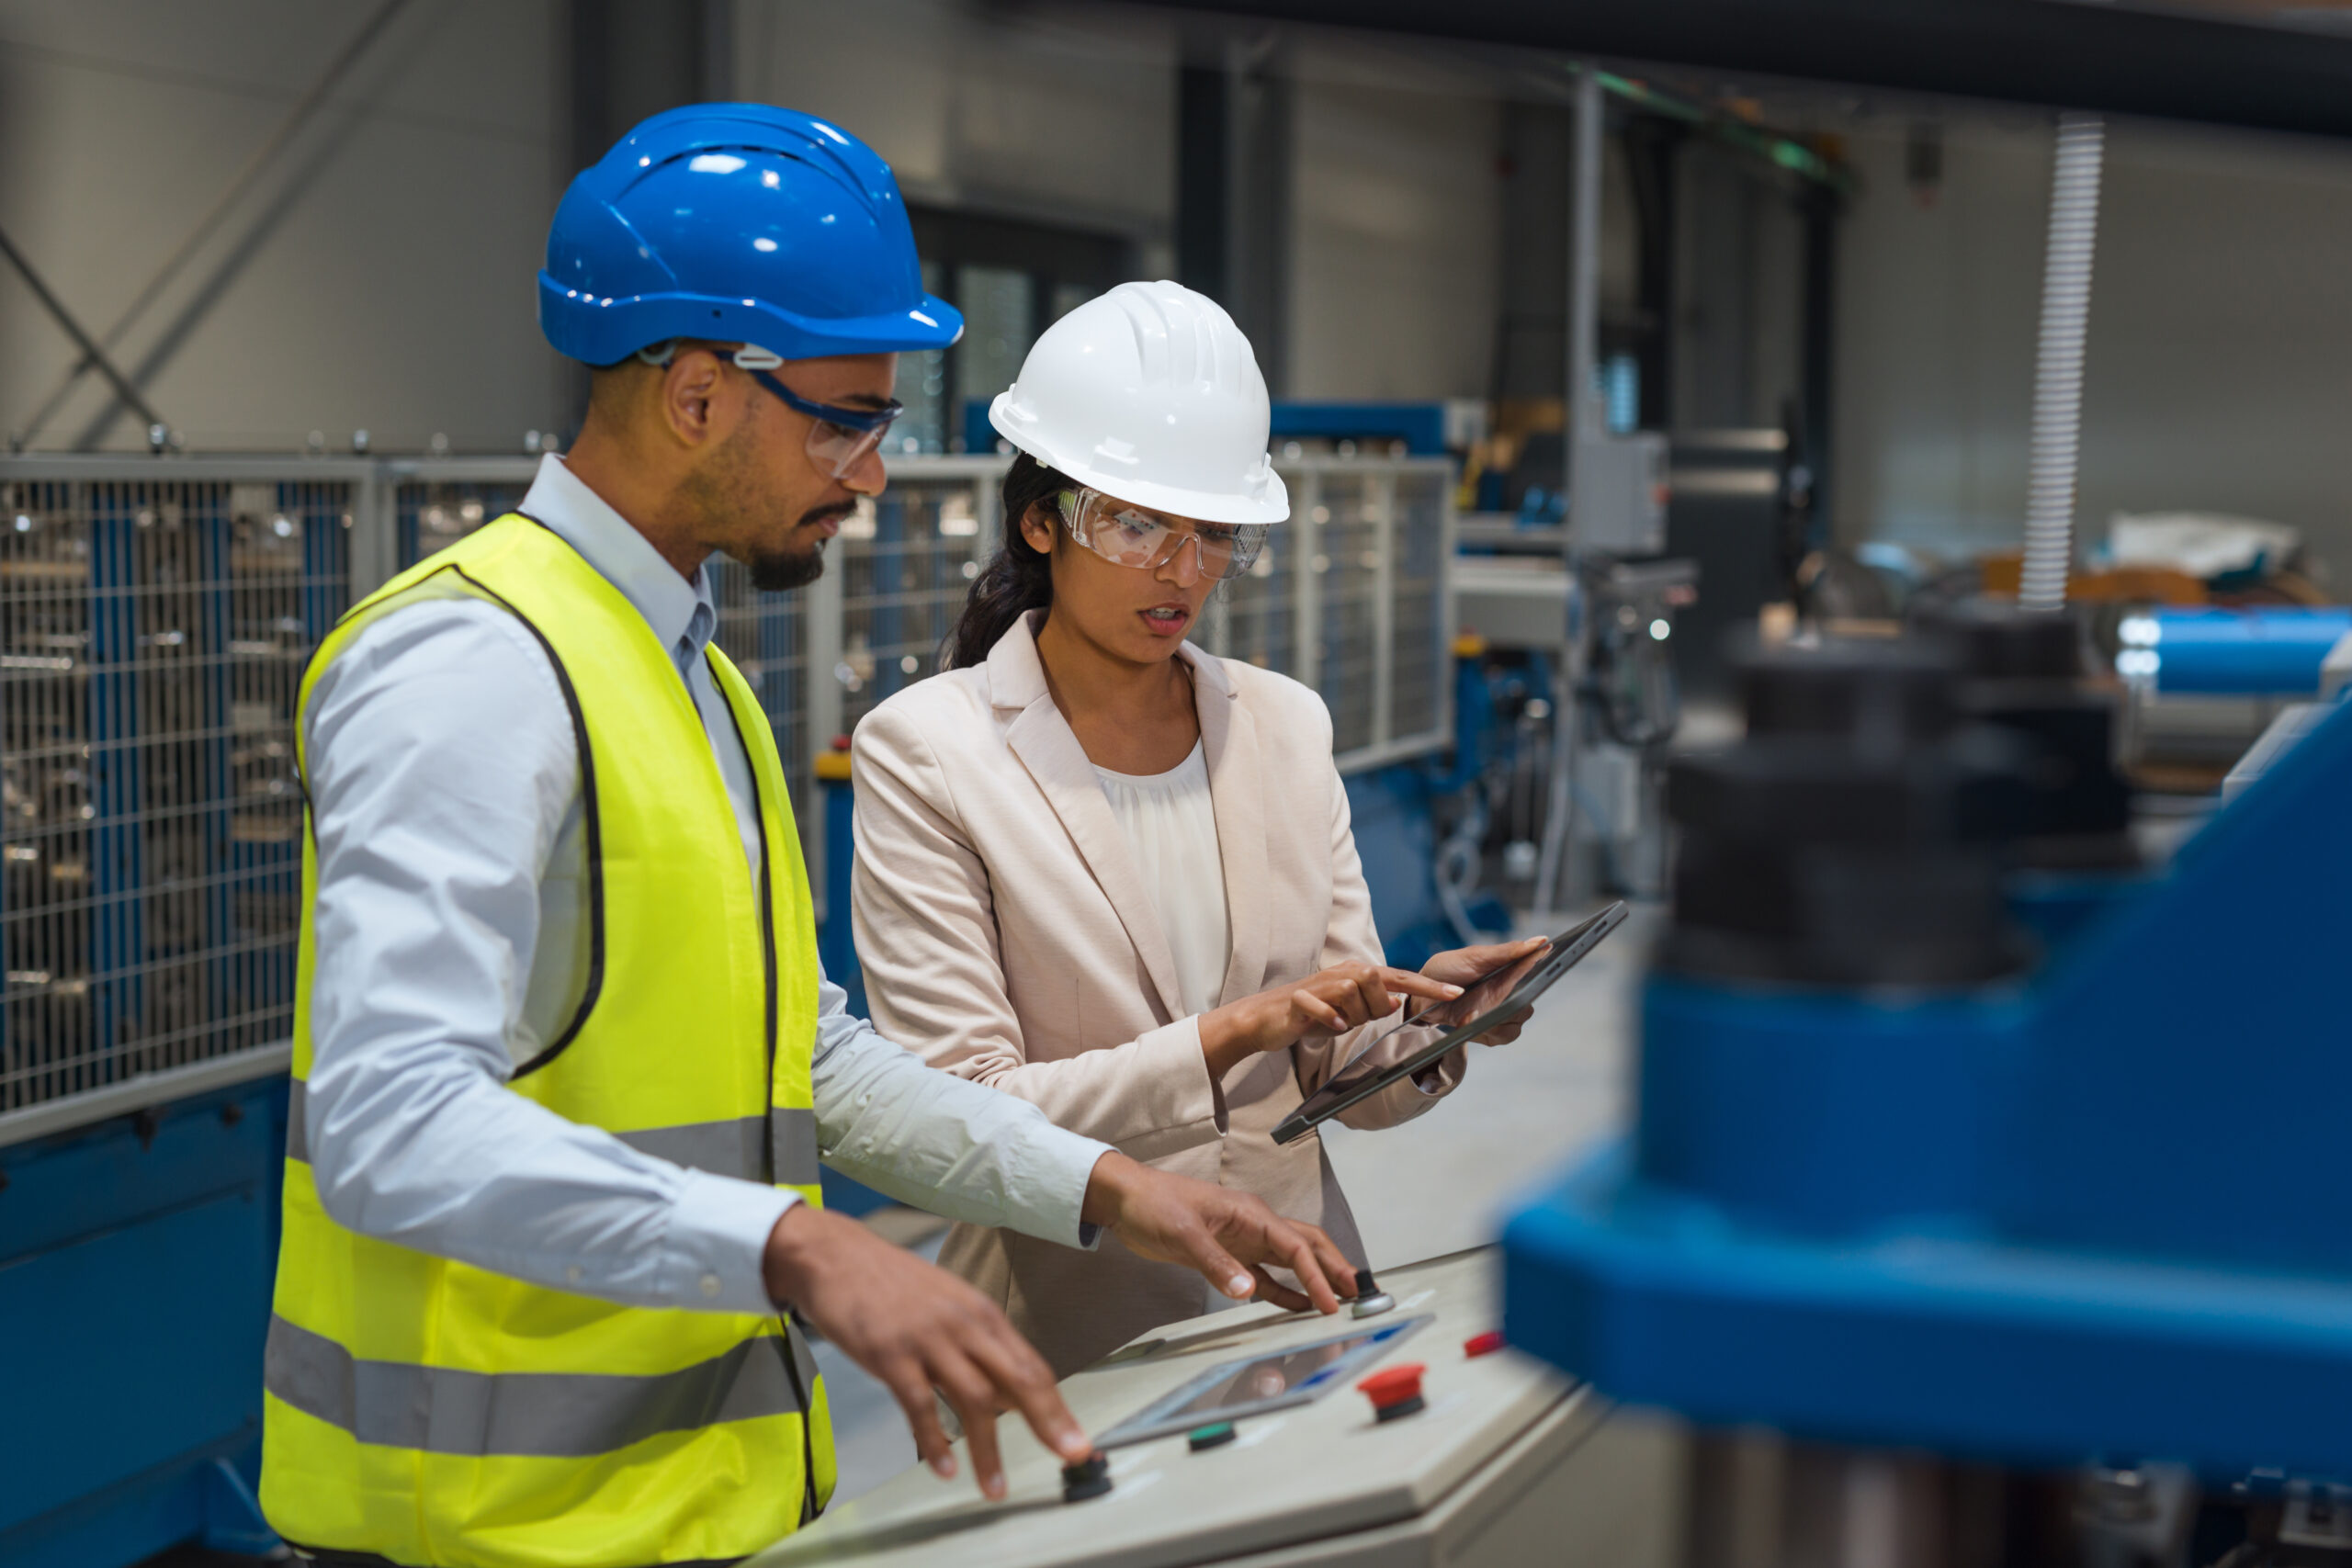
1188, 1422, 1238, 1452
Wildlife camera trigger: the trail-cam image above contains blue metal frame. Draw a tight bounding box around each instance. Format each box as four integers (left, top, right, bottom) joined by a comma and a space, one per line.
1504, 694, 2352, 1475
1268, 402, 1449, 457
0, 1078, 285, 1565
86, 491, 145, 1085
201, 490, 239, 1046
960, 400, 1453, 460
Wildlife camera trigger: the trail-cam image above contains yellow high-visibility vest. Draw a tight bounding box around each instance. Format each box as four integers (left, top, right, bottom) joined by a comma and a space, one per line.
261, 514, 832, 1567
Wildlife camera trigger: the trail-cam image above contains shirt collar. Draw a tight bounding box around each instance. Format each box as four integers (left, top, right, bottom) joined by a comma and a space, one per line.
518, 454, 718, 671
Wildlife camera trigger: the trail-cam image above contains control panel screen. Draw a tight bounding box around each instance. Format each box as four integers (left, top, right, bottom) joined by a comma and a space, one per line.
1097, 1316, 1430, 1450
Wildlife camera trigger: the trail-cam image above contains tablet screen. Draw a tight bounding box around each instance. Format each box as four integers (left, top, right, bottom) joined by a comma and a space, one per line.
1276, 903, 1626, 1141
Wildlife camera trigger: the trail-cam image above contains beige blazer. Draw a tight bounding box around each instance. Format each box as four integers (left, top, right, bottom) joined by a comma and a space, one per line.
850, 610, 1462, 1374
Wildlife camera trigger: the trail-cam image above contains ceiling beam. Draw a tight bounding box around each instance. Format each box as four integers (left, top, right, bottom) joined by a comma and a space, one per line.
1163, 0, 2352, 139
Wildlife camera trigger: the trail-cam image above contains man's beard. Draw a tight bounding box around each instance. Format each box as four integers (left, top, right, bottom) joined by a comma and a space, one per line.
749, 529, 828, 591
680, 409, 848, 592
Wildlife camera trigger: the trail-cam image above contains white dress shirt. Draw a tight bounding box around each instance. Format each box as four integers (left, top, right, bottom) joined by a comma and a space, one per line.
1092, 742, 1231, 1018
300, 454, 1109, 1317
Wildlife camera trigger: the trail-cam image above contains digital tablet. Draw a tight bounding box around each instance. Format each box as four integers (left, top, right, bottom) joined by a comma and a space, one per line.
1271, 901, 1630, 1145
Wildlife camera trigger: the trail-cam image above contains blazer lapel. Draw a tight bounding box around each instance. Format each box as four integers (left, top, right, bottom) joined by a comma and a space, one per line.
993, 616, 1190, 1023
1191, 648, 1271, 1004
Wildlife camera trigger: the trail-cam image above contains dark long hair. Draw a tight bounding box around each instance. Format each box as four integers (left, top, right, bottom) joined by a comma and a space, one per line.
945, 451, 1069, 670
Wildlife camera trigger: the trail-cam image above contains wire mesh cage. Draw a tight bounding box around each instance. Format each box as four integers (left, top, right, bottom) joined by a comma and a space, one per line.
1389, 467, 1453, 752
1316, 470, 1385, 758
1200, 457, 1454, 770
1213, 500, 1299, 679
0, 468, 351, 1117
828, 473, 997, 739
395, 476, 532, 570
0, 451, 1449, 1130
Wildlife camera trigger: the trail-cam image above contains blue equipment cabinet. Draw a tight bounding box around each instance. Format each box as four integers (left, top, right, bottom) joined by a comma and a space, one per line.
1503, 670, 2352, 1477
964, 400, 1455, 459
0, 1079, 285, 1566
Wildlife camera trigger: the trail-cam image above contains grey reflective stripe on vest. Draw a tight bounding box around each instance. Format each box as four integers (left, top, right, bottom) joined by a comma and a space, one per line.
285, 1083, 818, 1186
769, 1106, 820, 1188
266, 1314, 814, 1458
287, 1080, 311, 1164
615, 1117, 766, 1181
786, 1315, 819, 1394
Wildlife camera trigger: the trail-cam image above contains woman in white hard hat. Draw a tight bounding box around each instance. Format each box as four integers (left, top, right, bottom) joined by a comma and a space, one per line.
848, 281, 1537, 1372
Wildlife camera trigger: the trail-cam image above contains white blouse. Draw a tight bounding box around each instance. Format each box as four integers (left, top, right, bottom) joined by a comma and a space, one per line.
1092, 741, 1232, 1018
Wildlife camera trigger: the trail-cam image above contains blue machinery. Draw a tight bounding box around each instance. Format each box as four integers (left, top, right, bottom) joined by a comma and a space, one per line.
962, 399, 1457, 461
1501, 614, 2352, 1550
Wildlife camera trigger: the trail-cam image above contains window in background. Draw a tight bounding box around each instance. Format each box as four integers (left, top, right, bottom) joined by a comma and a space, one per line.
954, 265, 1035, 434
892, 260, 951, 455
906, 209, 1134, 451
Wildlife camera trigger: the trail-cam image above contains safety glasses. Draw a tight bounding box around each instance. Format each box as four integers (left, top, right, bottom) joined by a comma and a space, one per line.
638, 341, 905, 479
1056, 489, 1269, 581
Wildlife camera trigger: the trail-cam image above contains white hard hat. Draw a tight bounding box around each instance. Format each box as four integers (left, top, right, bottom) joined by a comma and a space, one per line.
988, 280, 1289, 525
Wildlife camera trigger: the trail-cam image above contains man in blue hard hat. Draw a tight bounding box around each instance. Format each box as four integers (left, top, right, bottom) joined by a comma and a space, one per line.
259, 105, 1357, 1568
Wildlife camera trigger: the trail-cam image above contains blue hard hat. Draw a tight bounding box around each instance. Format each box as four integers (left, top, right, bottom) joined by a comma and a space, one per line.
539, 103, 962, 367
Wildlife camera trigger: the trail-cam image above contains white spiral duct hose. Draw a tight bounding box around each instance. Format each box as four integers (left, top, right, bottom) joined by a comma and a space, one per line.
2019, 114, 2106, 615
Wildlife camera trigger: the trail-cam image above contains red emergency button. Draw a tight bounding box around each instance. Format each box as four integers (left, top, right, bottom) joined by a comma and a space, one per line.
1358, 1362, 1428, 1423
1464, 1330, 1506, 1359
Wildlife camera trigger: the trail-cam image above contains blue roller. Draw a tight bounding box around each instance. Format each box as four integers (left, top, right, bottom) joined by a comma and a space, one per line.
2132, 605, 2352, 695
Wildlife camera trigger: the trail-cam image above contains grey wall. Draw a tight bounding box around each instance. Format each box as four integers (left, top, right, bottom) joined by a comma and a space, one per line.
0, 0, 1552, 454
1282, 49, 1503, 402
0, 0, 565, 454
733, 0, 1179, 260
1674, 142, 1806, 433
737, 4, 1510, 406
1831, 113, 2352, 582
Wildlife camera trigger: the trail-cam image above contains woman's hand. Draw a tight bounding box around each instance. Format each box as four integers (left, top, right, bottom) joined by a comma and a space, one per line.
1198, 962, 1461, 1078
1422, 937, 1550, 1046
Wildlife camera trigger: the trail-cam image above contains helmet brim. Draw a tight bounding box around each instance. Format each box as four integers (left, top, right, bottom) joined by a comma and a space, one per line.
540, 274, 964, 367
988, 394, 1291, 526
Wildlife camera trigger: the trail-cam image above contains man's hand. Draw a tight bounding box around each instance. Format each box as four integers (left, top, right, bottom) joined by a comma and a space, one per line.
1080, 1152, 1360, 1314
763, 1203, 1085, 1502
1423, 937, 1549, 1045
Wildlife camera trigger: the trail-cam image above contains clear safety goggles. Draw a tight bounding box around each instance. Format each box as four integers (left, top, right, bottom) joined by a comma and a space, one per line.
1056, 489, 1270, 581
638, 341, 905, 479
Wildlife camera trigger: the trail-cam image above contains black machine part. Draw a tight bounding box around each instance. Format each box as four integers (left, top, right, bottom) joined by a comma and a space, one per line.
1661, 636, 2035, 988
1911, 599, 2140, 871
